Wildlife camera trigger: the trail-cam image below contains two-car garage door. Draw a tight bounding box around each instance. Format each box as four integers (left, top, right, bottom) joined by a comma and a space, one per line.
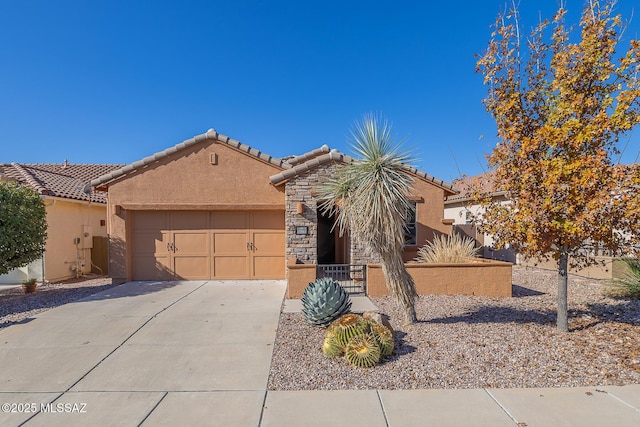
130, 211, 285, 280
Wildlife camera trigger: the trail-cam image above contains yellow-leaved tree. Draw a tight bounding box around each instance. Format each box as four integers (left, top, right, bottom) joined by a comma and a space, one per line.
476, 0, 640, 332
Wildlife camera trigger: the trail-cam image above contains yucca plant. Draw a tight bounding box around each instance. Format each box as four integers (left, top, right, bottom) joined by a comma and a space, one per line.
610, 258, 640, 298
318, 114, 419, 325
416, 233, 479, 264
301, 277, 352, 326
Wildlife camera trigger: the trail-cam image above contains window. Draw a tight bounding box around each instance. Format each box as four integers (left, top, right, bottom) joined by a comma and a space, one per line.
404, 202, 417, 246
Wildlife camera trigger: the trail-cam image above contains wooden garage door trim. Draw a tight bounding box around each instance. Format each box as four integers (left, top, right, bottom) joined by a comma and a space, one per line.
130, 210, 284, 281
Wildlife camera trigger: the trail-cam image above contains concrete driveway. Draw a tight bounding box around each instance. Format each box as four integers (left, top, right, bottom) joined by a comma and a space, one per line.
0, 279, 286, 426
2, 279, 640, 426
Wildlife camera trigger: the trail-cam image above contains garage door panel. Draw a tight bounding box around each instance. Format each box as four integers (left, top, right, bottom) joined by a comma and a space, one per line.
130, 210, 284, 280
213, 256, 249, 278
212, 232, 248, 253
251, 211, 285, 229
174, 232, 208, 254
172, 211, 209, 230
252, 232, 285, 254
132, 211, 169, 230
212, 212, 248, 229
132, 232, 168, 255
132, 255, 172, 281
253, 256, 285, 278
174, 256, 210, 280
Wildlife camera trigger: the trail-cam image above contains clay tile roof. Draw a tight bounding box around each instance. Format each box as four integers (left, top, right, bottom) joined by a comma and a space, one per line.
90, 129, 288, 189
283, 144, 331, 166
444, 171, 505, 204
270, 147, 457, 194
0, 163, 125, 203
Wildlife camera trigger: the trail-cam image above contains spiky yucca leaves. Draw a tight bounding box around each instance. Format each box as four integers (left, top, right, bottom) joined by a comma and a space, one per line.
345, 334, 381, 368
369, 323, 394, 357
301, 277, 352, 326
322, 325, 343, 357
317, 114, 418, 325
416, 233, 479, 264
331, 314, 369, 348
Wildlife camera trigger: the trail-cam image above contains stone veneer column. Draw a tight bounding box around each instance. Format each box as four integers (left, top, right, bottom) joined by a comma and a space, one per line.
285, 163, 342, 263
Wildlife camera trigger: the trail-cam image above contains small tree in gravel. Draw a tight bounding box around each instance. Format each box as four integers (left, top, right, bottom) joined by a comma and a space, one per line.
0, 181, 47, 275
318, 114, 419, 326
476, 1, 640, 331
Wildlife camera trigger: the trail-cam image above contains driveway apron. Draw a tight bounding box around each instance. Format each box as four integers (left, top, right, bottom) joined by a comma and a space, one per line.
0, 279, 286, 427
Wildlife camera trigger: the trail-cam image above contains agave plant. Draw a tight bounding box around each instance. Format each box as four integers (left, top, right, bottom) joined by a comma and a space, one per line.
301, 277, 352, 326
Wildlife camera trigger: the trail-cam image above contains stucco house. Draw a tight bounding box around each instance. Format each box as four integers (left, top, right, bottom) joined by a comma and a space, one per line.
444, 172, 517, 263
0, 162, 124, 283
90, 129, 458, 287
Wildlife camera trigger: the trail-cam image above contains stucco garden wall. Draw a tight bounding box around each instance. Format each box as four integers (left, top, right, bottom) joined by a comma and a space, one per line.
287, 259, 512, 299
520, 256, 629, 280
366, 260, 512, 297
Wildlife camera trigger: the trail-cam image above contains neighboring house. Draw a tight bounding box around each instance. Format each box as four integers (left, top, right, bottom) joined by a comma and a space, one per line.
444, 170, 637, 278
0, 162, 124, 283
444, 172, 517, 263
90, 129, 457, 283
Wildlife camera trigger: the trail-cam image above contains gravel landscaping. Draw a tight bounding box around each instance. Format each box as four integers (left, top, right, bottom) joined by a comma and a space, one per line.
268, 265, 640, 390
0, 276, 119, 328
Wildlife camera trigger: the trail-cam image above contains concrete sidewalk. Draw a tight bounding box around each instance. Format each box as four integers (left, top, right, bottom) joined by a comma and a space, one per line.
0, 280, 638, 426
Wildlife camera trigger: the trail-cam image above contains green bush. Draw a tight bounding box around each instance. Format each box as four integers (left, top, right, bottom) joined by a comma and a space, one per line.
415, 233, 478, 264
0, 181, 47, 275
608, 258, 640, 299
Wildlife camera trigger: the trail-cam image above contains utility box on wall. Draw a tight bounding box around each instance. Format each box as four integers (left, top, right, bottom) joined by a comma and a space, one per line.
81, 225, 93, 249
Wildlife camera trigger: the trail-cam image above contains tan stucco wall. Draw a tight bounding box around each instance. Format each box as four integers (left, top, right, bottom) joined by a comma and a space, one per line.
104, 139, 285, 280
403, 179, 453, 262
520, 256, 627, 280
366, 260, 512, 297
286, 259, 318, 298
44, 198, 108, 282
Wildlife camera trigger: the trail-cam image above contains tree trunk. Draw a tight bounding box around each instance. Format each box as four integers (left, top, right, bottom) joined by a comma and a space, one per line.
380, 252, 418, 326
557, 247, 569, 332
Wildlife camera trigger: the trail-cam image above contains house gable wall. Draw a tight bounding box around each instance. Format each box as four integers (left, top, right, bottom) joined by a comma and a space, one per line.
284, 163, 451, 265
404, 178, 452, 261
105, 139, 285, 280
45, 199, 108, 281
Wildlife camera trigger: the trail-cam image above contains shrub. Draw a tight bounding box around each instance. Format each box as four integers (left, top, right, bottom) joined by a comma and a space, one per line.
0, 181, 47, 275
608, 258, 640, 299
415, 233, 479, 264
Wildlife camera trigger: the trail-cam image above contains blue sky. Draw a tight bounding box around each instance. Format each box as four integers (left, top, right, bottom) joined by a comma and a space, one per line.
1, 1, 639, 183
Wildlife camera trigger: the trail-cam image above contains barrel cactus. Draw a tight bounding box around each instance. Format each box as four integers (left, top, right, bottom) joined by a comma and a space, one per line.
370, 323, 394, 357
322, 325, 343, 357
345, 333, 381, 368
301, 277, 352, 326
332, 313, 369, 348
